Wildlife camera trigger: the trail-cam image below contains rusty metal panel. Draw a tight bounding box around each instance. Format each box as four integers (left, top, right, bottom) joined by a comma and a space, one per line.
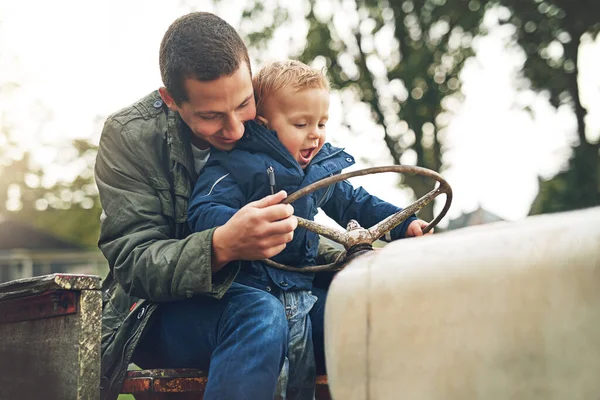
0, 290, 77, 324
122, 369, 208, 394
121, 377, 152, 393
153, 376, 208, 393
315, 375, 331, 400
121, 369, 329, 399
0, 274, 101, 400
125, 368, 207, 379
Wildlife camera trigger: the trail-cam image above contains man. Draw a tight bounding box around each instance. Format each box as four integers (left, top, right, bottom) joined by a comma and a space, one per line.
95, 12, 341, 400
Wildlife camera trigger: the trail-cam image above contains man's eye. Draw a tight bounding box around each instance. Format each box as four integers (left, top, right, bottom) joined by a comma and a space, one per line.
294, 124, 307, 128
319, 123, 326, 128
199, 115, 218, 121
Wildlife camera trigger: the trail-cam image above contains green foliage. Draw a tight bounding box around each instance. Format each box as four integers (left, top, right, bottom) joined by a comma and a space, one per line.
530, 142, 600, 215
494, 0, 600, 214
496, 0, 600, 108
297, 0, 489, 220
238, 0, 599, 218
2, 0, 597, 253
234, 0, 489, 219
0, 139, 101, 248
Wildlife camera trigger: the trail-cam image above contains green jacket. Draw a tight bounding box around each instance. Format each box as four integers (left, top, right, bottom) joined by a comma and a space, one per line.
95, 91, 342, 400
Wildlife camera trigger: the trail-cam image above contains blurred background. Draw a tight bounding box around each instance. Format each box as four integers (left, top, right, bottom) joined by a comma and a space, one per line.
0, 0, 598, 283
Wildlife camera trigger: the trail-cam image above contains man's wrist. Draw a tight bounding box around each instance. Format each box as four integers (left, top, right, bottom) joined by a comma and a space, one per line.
211, 226, 232, 273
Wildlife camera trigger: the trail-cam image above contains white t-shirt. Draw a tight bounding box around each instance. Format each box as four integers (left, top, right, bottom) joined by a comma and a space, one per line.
191, 145, 211, 174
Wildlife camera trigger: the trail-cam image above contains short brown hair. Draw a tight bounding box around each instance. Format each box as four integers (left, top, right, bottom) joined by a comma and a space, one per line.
253, 60, 330, 115
159, 12, 251, 105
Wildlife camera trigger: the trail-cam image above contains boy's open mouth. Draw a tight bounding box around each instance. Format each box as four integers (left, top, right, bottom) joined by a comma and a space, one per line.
299, 148, 316, 163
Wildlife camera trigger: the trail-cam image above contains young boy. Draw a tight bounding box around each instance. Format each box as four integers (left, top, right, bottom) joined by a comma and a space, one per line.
187, 60, 429, 399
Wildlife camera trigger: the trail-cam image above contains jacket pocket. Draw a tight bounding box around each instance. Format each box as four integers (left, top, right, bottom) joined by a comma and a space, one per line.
156, 189, 174, 219
149, 176, 175, 219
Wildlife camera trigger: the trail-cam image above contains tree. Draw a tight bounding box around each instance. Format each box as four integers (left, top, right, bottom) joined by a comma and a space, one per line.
303, 0, 491, 220
0, 142, 102, 248
493, 0, 600, 214
0, 18, 103, 248
237, 0, 599, 218
0, 123, 102, 248
238, 0, 489, 221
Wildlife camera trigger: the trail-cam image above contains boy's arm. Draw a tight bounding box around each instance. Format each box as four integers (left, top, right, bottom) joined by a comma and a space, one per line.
188, 165, 246, 233
321, 180, 417, 241
190, 163, 345, 264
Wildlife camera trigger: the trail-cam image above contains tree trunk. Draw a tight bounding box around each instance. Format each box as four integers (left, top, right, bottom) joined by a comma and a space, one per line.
565, 33, 600, 208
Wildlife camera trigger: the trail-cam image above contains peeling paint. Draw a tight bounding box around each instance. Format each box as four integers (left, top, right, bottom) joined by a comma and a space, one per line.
78, 290, 101, 400
0, 274, 101, 301
121, 369, 330, 399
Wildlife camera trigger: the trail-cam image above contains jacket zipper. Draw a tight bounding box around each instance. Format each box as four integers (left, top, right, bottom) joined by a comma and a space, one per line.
260, 134, 304, 175
267, 166, 276, 194
109, 303, 148, 394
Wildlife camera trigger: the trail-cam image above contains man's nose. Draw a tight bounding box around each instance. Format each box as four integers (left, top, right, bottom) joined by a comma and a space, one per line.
223, 114, 245, 140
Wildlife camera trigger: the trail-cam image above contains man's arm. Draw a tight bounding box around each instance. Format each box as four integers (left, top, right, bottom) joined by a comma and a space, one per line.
95, 119, 296, 301
96, 119, 222, 301
188, 162, 345, 269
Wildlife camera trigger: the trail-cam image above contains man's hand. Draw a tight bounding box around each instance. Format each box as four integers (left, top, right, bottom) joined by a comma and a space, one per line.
405, 219, 433, 237
211, 190, 297, 272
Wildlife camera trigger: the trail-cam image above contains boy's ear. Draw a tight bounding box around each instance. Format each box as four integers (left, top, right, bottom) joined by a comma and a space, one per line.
256, 116, 269, 128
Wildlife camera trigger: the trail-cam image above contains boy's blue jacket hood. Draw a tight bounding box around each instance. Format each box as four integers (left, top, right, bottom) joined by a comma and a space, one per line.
187, 120, 416, 290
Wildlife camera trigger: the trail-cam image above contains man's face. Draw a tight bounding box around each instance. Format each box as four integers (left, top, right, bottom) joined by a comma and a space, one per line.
260, 87, 329, 169
160, 62, 256, 150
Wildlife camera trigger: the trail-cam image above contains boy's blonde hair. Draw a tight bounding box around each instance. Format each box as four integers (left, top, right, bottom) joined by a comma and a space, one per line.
253, 60, 330, 115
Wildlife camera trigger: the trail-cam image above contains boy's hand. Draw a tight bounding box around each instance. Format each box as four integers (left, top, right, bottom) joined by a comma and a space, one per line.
405, 219, 433, 237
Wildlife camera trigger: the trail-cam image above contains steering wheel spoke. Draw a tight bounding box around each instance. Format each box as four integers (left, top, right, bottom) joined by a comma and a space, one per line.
368, 180, 452, 240
296, 217, 350, 247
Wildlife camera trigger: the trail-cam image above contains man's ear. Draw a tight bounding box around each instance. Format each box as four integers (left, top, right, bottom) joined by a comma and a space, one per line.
159, 87, 178, 111
256, 116, 269, 128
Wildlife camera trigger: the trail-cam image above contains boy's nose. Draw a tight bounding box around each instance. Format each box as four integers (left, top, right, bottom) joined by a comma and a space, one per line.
308, 126, 320, 139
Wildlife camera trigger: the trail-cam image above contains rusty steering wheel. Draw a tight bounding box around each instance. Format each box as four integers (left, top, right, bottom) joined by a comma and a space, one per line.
263, 165, 452, 273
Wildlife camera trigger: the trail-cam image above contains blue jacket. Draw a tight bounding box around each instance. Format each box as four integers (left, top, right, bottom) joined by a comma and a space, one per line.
188, 120, 416, 290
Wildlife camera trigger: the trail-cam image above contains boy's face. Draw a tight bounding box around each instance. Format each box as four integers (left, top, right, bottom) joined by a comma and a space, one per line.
260, 87, 329, 169
160, 62, 256, 151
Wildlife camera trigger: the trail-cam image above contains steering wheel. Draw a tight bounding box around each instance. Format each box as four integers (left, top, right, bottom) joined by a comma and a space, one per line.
263, 165, 452, 273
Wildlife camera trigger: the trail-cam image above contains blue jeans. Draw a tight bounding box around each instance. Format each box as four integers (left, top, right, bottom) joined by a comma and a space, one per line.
275, 289, 318, 399
136, 281, 327, 400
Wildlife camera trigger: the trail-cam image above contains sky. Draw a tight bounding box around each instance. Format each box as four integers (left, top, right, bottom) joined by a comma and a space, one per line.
0, 0, 598, 226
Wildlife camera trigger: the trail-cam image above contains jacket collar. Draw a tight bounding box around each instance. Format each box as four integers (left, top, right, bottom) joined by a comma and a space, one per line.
167, 110, 198, 182
239, 120, 347, 172
240, 120, 301, 172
